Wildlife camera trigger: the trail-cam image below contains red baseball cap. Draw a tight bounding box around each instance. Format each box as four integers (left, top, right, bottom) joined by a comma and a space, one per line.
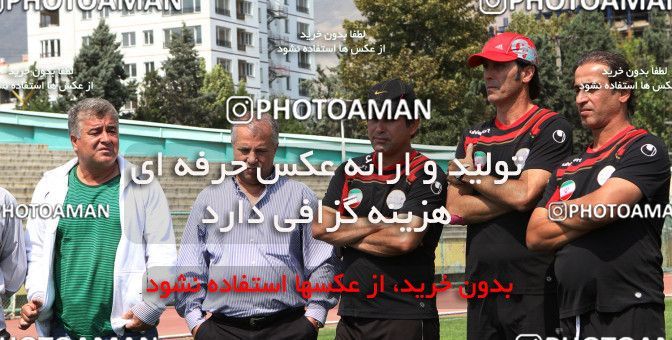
467, 32, 538, 68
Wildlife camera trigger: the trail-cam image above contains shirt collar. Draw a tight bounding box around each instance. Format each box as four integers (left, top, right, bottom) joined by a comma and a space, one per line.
230, 169, 282, 201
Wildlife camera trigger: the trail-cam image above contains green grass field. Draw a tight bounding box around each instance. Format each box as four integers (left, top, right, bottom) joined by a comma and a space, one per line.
317, 298, 672, 340
667, 298, 672, 337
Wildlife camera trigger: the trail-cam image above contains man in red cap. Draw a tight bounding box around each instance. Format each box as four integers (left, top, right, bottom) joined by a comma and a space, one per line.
445, 32, 573, 339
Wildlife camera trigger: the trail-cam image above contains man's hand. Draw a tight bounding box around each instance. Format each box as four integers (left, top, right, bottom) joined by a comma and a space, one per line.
305, 316, 320, 331
447, 144, 475, 187
191, 323, 201, 337
19, 299, 42, 330
123, 310, 154, 332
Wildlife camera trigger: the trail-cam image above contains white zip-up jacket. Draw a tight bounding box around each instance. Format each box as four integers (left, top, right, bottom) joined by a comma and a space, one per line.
25, 156, 177, 336
0, 187, 27, 332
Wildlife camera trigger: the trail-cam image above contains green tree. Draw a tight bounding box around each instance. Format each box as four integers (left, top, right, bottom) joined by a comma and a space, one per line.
508, 11, 618, 149
640, 10, 672, 66
70, 20, 136, 111
235, 79, 249, 96
201, 64, 235, 129
135, 31, 251, 129
509, 10, 672, 151
616, 10, 672, 148
310, 66, 345, 99
268, 94, 310, 135
134, 70, 163, 122
337, 0, 492, 145
16, 63, 54, 112
298, 66, 364, 138
160, 24, 206, 126
557, 11, 618, 148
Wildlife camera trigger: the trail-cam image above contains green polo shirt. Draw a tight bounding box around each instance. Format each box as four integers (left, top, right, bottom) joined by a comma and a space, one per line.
53, 165, 121, 339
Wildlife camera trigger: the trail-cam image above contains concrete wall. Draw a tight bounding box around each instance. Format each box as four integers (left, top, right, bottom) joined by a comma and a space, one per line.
0, 109, 456, 166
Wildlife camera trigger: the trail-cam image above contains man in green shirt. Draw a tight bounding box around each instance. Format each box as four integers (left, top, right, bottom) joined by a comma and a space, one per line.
19, 98, 177, 339
51, 164, 122, 339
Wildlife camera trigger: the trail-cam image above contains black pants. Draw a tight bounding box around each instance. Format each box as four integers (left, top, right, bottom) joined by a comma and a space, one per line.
195, 311, 318, 340
335, 316, 439, 340
51, 321, 159, 340
559, 303, 665, 340
467, 294, 559, 340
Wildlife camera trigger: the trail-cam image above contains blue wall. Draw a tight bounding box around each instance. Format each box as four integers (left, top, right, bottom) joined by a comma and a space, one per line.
0, 109, 456, 167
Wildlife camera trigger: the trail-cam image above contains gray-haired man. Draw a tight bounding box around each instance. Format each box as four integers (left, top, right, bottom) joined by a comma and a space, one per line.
176, 113, 339, 340
20, 98, 176, 340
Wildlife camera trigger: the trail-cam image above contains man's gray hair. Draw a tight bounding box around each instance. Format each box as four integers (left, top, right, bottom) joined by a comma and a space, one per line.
67, 98, 119, 138
231, 113, 279, 147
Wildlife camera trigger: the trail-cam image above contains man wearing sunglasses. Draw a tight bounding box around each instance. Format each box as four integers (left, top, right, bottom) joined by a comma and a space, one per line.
446, 32, 573, 340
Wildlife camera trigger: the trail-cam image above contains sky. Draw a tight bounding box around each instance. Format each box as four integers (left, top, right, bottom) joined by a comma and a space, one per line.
312, 0, 362, 69
0, 9, 27, 63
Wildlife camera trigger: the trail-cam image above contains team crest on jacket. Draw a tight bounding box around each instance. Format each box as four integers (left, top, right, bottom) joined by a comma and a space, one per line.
345, 188, 363, 208
559, 180, 576, 201
553, 130, 566, 144
430, 181, 443, 195
641, 144, 657, 157
386, 190, 406, 210
597, 165, 616, 186
513, 148, 530, 168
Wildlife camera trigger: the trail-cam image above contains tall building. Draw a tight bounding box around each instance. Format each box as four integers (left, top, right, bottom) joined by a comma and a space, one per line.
25, 0, 316, 110
0, 10, 28, 63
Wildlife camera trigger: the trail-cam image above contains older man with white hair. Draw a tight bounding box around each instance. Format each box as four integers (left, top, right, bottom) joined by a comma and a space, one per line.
176, 113, 339, 340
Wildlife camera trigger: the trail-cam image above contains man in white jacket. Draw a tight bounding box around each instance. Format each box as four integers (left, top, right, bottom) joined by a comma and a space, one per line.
19, 98, 177, 340
0, 187, 27, 340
